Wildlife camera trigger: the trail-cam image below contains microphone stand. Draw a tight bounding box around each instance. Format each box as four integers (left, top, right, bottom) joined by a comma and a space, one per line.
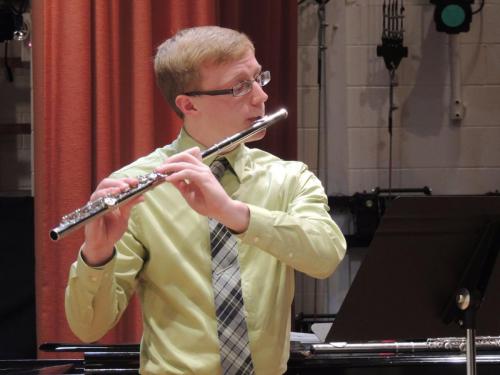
315, 0, 330, 320
376, 0, 408, 197
316, 0, 329, 191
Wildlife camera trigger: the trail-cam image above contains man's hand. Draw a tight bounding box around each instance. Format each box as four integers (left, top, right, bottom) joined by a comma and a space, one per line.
155, 147, 250, 233
82, 177, 144, 266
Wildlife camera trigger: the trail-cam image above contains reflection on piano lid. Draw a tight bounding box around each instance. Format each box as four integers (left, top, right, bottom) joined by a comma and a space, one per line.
0, 360, 81, 374
39, 342, 140, 352
285, 351, 500, 375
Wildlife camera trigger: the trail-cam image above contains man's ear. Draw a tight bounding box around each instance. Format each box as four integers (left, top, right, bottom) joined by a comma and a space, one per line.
175, 95, 197, 117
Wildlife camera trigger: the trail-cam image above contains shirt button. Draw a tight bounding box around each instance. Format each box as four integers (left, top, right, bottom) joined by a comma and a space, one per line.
288, 253, 293, 258
90, 276, 98, 282
253, 237, 259, 244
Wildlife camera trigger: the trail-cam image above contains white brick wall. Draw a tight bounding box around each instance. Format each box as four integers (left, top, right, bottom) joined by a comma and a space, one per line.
298, 0, 500, 197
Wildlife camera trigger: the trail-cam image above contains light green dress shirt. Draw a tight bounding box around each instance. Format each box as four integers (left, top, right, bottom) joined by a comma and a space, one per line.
65, 128, 346, 375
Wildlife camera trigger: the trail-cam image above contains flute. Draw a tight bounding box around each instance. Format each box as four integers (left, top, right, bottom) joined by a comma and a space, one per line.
49, 108, 288, 241
312, 336, 500, 353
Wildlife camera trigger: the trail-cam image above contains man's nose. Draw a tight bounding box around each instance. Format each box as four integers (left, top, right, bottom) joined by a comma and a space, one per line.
251, 81, 268, 105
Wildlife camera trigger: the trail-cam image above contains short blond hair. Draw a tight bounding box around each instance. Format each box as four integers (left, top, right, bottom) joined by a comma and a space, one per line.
154, 26, 255, 118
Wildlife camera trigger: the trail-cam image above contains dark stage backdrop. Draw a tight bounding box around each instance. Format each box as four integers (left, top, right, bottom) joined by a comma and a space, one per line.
0, 197, 36, 359
32, 0, 297, 358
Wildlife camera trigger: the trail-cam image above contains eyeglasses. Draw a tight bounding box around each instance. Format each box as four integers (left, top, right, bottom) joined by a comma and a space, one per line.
184, 71, 271, 97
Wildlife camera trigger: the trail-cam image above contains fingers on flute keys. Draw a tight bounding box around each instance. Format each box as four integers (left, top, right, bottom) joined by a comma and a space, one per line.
90, 177, 139, 201
155, 147, 208, 184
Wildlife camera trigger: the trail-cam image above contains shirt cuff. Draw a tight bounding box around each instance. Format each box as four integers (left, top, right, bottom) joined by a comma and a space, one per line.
238, 204, 275, 250
75, 248, 116, 291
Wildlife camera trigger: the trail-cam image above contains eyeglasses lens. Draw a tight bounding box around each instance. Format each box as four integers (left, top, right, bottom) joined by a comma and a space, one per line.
233, 71, 271, 97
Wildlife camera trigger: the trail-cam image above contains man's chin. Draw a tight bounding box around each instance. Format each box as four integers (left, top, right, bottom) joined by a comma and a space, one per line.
246, 129, 266, 143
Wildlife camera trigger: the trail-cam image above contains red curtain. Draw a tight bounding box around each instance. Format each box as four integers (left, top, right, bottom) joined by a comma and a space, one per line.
218, 0, 298, 160
33, 0, 296, 358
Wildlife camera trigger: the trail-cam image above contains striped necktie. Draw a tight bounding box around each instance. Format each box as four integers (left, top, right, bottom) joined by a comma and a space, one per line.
209, 158, 255, 375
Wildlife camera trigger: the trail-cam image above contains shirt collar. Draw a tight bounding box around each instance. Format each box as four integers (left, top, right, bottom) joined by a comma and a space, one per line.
175, 127, 247, 183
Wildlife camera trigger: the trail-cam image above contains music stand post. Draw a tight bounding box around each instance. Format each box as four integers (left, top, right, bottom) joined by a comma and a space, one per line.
442, 219, 500, 375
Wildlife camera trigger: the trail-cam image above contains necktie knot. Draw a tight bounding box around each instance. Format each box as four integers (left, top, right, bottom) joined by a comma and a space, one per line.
210, 158, 230, 181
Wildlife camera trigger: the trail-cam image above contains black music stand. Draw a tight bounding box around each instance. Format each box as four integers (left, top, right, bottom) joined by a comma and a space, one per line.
326, 196, 500, 375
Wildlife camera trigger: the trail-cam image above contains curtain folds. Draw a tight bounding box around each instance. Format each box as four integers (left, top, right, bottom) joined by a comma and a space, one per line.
33, 0, 296, 358
218, 0, 298, 160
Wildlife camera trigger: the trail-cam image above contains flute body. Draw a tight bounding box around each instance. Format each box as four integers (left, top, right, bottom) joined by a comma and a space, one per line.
50, 108, 288, 241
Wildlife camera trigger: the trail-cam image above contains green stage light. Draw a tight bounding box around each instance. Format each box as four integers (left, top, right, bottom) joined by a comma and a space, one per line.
430, 0, 473, 34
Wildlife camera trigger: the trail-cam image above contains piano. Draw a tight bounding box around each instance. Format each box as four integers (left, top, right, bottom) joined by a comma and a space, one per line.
1, 340, 500, 374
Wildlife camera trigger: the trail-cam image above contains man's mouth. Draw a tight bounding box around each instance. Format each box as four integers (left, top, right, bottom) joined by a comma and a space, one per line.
248, 116, 264, 123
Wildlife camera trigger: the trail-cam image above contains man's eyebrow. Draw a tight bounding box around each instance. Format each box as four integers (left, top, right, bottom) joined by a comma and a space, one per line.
223, 66, 262, 88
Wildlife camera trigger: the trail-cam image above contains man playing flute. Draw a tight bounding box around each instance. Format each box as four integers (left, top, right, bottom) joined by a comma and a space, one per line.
65, 25, 346, 375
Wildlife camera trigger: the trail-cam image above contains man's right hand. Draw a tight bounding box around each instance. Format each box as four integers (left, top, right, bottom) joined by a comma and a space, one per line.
81, 177, 144, 266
